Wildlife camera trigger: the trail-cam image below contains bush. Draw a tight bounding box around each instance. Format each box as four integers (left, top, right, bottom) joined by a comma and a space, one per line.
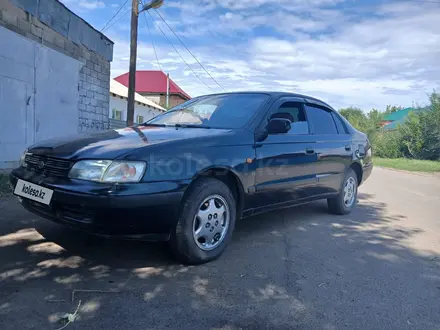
339, 91, 440, 161
339, 107, 382, 142
373, 131, 403, 159
397, 92, 440, 160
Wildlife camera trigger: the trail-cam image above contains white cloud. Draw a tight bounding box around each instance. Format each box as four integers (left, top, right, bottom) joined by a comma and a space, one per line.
166, 4, 342, 38
273, 78, 425, 110
107, 1, 440, 110
245, 2, 440, 108
215, 0, 345, 10
78, 0, 105, 9
60, 0, 105, 10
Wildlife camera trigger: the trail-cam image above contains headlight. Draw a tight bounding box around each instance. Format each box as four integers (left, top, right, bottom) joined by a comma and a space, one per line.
69, 160, 112, 182
102, 161, 146, 182
20, 149, 28, 167
68, 160, 146, 183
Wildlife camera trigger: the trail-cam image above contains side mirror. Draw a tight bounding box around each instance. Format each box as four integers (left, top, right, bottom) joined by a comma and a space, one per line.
267, 118, 291, 134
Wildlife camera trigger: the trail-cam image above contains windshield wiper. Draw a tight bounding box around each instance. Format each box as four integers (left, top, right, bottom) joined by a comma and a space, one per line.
140, 123, 167, 127
173, 123, 211, 129
141, 123, 211, 129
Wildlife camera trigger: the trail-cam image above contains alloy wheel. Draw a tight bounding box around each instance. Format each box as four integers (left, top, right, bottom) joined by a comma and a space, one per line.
343, 176, 357, 208
192, 194, 230, 251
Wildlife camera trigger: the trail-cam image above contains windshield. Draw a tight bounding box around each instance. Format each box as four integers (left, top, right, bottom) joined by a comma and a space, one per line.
146, 93, 269, 129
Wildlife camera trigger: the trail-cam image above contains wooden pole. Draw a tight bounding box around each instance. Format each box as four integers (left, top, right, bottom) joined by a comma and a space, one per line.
127, 0, 139, 126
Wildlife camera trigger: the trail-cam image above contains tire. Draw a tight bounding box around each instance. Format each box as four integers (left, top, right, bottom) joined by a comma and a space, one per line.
169, 177, 236, 265
327, 168, 358, 215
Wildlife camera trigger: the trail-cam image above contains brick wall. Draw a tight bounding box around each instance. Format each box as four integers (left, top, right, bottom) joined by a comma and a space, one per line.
167, 94, 188, 108
0, 0, 113, 133
139, 93, 189, 108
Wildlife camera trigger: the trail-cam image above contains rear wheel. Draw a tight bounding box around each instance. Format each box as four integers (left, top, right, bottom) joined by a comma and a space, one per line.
169, 177, 236, 264
327, 168, 358, 215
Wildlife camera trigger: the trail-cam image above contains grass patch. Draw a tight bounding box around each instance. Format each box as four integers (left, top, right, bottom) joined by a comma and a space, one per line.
0, 172, 11, 196
374, 158, 440, 172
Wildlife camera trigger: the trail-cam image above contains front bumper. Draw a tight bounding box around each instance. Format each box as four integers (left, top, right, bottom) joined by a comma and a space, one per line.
10, 168, 189, 240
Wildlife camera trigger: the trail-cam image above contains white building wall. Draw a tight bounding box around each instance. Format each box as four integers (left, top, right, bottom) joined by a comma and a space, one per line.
109, 95, 163, 123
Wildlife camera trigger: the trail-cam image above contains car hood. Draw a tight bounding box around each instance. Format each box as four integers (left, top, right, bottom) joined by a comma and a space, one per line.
27, 126, 231, 160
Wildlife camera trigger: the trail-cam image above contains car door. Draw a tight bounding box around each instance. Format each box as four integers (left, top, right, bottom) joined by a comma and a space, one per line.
303, 102, 353, 195
248, 97, 319, 211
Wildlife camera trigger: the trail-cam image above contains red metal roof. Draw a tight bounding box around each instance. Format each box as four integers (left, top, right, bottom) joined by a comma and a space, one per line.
114, 71, 191, 100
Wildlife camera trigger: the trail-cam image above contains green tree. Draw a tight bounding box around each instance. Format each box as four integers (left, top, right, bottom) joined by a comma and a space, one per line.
339, 93, 440, 160
384, 105, 404, 115
339, 107, 384, 142
367, 108, 383, 127
339, 107, 366, 132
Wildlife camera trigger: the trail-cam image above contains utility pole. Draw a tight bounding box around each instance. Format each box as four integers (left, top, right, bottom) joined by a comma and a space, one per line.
166, 73, 170, 109
127, 0, 139, 127
127, 0, 164, 126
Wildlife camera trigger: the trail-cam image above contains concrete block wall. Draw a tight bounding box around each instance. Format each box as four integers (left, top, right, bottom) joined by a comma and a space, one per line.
10, 0, 113, 60
0, 0, 113, 134
78, 51, 111, 132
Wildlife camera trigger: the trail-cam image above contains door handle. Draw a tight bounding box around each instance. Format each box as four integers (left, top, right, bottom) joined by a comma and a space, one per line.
345, 145, 351, 151
305, 148, 315, 155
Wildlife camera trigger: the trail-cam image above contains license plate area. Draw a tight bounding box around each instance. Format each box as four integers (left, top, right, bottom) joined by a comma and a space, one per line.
14, 179, 54, 205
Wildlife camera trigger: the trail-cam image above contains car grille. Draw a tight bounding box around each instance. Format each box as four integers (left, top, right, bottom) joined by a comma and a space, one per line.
25, 154, 73, 177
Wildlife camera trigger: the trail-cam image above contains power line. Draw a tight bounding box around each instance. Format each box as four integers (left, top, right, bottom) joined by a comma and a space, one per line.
102, 7, 131, 32
154, 9, 227, 92
101, 0, 129, 32
146, 11, 216, 93
142, 12, 163, 72
403, 0, 440, 3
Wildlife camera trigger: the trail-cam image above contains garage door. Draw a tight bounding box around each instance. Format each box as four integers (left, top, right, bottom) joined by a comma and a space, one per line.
0, 75, 32, 167
0, 25, 81, 168
34, 44, 81, 142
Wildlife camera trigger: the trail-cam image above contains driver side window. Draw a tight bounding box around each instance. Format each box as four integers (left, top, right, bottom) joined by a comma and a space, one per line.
270, 102, 309, 134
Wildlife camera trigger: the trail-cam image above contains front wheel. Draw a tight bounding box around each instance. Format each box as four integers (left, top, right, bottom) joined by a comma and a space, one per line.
169, 177, 236, 265
327, 168, 358, 215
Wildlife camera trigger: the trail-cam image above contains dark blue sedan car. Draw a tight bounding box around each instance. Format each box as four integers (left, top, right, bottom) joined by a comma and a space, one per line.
10, 92, 372, 264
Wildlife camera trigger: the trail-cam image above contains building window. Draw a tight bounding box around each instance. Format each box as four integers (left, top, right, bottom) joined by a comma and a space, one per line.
136, 115, 144, 124
112, 109, 122, 120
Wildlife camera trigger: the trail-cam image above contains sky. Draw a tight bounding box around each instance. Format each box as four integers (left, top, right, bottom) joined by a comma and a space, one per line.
59, 0, 440, 111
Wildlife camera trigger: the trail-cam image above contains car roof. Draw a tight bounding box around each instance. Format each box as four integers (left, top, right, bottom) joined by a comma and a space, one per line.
199, 91, 335, 111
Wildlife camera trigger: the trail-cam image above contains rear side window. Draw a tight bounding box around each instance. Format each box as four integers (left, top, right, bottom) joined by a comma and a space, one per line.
331, 112, 348, 134
305, 105, 338, 134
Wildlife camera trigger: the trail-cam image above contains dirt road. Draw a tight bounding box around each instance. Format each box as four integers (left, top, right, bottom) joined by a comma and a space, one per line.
0, 167, 439, 329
